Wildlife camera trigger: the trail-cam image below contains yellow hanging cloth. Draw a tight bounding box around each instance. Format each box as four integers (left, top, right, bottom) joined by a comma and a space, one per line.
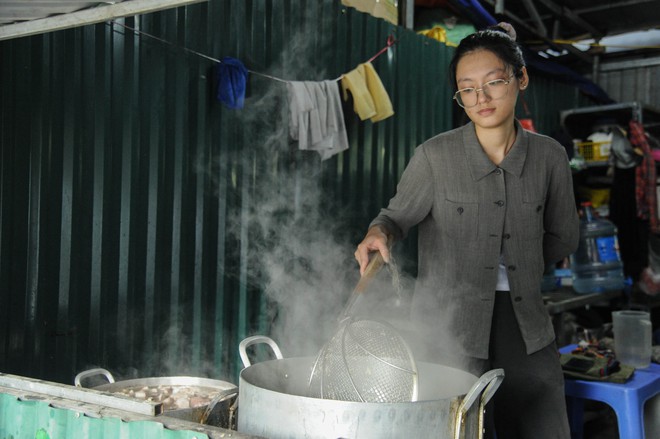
341, 62, 394, 123
418, 26, 458, 47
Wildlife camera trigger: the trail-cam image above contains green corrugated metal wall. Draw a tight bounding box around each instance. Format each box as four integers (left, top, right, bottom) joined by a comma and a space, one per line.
0, 393, 209, 439
0, 0, 592, 390
515, 74, 593, 135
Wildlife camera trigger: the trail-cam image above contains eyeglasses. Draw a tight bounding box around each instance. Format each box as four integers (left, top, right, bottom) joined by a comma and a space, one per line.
453, 75, 515, 108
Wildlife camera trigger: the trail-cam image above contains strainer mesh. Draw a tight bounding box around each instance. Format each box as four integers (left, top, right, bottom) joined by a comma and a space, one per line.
308, 318, 418, 402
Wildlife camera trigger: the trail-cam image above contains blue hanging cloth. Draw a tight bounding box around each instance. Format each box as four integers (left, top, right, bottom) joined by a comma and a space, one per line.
216, 57, 249, 109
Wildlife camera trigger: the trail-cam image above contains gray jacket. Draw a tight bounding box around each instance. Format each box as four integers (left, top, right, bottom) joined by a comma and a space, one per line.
371, 121, 579, 359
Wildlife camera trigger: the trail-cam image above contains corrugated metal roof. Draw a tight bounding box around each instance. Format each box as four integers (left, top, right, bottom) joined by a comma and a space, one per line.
477, 0, 660, 65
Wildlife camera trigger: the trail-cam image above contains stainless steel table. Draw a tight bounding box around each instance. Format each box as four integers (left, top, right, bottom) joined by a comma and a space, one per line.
543, 288, 623, 315
543, 287, 623, 345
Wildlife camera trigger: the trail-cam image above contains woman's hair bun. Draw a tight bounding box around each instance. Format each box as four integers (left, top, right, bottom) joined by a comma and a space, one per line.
495, 22, 517, 41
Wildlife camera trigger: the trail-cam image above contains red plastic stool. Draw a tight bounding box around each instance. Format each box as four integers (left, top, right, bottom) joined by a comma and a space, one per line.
559, 344, 660, 439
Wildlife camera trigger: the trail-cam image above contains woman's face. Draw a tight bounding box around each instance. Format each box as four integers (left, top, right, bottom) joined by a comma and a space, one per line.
455, 49, 528, 130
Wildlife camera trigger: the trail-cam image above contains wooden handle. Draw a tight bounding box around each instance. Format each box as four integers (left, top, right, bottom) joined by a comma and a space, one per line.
353, 251, 386, 294
341, 236, 392, 319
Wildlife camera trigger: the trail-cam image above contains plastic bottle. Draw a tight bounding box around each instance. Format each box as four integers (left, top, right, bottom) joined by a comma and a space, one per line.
570, 202, 625, 294
540, 262, 557, 292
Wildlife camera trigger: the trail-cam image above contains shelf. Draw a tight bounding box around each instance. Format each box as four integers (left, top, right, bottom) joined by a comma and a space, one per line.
543, 288, 622, 315
585, 161, 609, 168
561, 101, 660, 140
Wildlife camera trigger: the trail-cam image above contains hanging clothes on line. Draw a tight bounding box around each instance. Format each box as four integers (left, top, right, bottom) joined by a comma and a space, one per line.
340, 62, 394, 123
110, 20, 396, 162
215, 57, 249, 109
287, 80, 350, 161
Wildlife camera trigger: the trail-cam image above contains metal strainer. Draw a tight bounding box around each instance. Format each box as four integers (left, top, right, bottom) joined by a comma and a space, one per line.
308, 250, 418, 402
308, 316, 418, 402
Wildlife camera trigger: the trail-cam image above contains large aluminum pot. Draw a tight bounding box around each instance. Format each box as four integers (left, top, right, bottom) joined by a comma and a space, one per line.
237, 336, 504, 439
75, 368, 238, 428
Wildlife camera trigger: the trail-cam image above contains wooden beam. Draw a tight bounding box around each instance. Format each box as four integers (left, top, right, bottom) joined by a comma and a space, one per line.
482, 0, 593, 64
535, 0, 604, 40
521, 0, 547, 37
0, 0, 207, 41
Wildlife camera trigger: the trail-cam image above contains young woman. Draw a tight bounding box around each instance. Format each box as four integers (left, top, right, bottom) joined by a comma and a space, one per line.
355, 24, 579, 438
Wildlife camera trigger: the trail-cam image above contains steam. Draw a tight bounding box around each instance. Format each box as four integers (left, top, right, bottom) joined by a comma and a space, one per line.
206, 33, 462, 367
198, 21, 467, 374
79, 13, 467, 385
208, 28, 365, 357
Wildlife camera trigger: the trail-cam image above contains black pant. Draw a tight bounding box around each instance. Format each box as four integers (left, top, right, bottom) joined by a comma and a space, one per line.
409, 291, 571, 438
484, 291, 570, 439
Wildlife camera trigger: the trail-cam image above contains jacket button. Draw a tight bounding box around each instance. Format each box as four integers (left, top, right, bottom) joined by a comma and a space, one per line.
494, 169, 502, 175
536, 205, 543, 212
495, 200, 504, 207
508, 265, 516, 271
503, 233, 511, 239
514, 296, 522, 302
457, 207, 464, 214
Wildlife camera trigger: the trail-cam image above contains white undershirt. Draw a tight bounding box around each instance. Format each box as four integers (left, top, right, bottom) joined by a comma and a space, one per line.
496, 252, 510, 291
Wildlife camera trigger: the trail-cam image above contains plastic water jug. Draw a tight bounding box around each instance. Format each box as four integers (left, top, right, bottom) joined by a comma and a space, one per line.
540, 263, 557, 292
570, 202, 625, 293
612, 310, 652, 368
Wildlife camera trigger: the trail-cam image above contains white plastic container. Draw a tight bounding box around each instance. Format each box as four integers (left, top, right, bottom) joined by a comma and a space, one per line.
612, 310, 653, 369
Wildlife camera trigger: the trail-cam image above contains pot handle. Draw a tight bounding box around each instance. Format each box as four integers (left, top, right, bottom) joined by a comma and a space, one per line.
239, 335, 284, 368
199, 387, 240, 425
454, 368, 504, 439
74, 368, 116, 387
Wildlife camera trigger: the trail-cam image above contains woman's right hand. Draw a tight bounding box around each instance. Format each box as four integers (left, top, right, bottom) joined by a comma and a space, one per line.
354, 226, 391, 276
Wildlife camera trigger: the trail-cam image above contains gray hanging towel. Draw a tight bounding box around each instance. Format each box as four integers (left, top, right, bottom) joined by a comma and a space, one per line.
287, 80, 349, 160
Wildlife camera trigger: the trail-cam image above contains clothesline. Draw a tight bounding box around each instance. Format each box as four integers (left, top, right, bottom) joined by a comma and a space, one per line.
108, 20, 396, 162
109, 20, 396, 84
